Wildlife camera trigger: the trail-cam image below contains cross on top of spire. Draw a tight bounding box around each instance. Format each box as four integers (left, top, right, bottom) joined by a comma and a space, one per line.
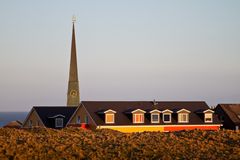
72, 15, 76, 23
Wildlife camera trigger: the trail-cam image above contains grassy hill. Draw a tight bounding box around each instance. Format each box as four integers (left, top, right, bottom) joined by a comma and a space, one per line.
0, 127, 240, 159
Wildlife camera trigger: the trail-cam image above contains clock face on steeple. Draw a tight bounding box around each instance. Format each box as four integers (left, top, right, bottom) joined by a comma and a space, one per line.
70, 90, 77, 97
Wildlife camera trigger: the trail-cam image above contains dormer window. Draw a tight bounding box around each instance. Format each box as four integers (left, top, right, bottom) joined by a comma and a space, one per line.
132, 109, 146, 123
177, 109, 191, 123
163, 114, 171, 123
151, 114, 160, 123
55, 118, 63, 128
104, 109, 116, 124
203, 109, 214, 123
48, 114, 65, 128
133, 114, 144, 123
178, 113, 189, 123
105, 114, 114, 123
150, 109, 161, 123
162, 109, 173, 123
204, 113, 213, 123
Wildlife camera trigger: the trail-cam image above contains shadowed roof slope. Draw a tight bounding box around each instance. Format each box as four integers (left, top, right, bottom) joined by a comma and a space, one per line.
34, 106, 77, 128
81, 101, 220, 126
217, 104, 240, 124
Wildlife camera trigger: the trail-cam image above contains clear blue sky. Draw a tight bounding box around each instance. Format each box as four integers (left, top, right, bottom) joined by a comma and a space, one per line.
0, 0, 239, 111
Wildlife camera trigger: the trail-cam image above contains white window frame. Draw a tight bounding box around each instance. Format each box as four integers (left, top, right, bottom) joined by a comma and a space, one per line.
133, 113, 144, 123
204, 113, 213, 123
131, 109, 146, 114
178, 113, 189, 123
105, 113, 115, 124
55, 118, 64, 127
151, 113, 160, 123
76, 116, 81, 124
104, 109, 116, 114
177, 109, 191, 114
163, 113, 171, 123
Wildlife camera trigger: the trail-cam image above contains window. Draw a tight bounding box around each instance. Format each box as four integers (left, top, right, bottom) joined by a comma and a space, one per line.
163, 114, 171, 123
55, 118, 64, 127
236, 126, 239, 131
76, 116, 81, 124
178, 113, 189, 123
205, 113, 213, 123
177, 109, 190, 123
203, 109, 214, 123
29, 120, 32, 128
151, 113, 160, 123
37, 121, 40, 126
103, 109, 116, 124
219, 115, 224, 122
105, 114, 115, 124
131, 109, 146, 123
85, 116, 89, 124
133, 114, 144, 123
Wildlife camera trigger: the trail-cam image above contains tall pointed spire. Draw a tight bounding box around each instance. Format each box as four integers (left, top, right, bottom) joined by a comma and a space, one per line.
67, 16, 80, 106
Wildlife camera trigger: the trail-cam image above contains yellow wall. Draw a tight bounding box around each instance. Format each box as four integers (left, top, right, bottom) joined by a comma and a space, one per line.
98, 125, 164, 133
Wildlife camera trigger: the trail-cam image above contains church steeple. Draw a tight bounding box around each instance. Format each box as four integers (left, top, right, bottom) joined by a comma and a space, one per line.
67, 17, 80, 106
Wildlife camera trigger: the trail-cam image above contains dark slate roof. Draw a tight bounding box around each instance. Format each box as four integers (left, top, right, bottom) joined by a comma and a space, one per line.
33, 106, 77, 128
216, 104, 240, 125
81, 101, 221, 126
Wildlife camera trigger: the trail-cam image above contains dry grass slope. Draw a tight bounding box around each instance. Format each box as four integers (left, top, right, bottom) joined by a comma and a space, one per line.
0, 127, 240, 160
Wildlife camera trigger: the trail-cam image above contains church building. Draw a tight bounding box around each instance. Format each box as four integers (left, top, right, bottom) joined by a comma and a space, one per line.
22, 19, 80, 129
22, 19, 222, 132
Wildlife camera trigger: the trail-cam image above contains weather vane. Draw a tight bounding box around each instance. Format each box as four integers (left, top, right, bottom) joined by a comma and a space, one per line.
72, 15, 76, 23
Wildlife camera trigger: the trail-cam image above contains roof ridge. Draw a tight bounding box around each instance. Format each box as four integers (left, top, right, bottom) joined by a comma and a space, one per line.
81, 101, 206, 103
219, 103, 240, 105
33, 106, 77, 108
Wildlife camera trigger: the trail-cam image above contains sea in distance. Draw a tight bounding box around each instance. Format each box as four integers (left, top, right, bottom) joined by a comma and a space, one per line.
0, 112, 28, 127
